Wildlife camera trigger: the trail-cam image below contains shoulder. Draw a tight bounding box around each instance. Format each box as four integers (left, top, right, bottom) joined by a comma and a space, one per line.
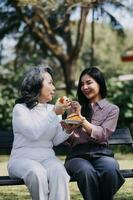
13, 103, 29, 115
105, 99, 119, 110
13, 103, 27, 110
102, 99, 119, 114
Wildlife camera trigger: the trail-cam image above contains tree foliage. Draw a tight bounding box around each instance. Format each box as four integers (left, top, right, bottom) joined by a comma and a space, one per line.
1, 0, 132, 93
1, 0, 91, 93
107, 80, 133, 129
0, 0, 133, 131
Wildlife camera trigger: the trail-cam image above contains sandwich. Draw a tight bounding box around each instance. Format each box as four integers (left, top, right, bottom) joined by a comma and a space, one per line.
65, 113, 82, 124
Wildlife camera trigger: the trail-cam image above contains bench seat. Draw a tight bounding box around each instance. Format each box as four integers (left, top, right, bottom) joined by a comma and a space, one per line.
0, 169, 133, 186
0, 128, 133, 186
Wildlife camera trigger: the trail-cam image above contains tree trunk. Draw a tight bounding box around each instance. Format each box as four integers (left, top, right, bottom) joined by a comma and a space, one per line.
60, 60, 76, 95
90, 7, 95, 67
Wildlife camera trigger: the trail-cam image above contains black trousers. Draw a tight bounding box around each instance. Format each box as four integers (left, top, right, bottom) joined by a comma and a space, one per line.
65, 145, 125, 200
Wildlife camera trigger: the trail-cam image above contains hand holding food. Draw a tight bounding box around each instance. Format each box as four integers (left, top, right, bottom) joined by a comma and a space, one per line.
70, 101, 82, 116
66, 113, 82, 123
53, 96, 71, 115
60, 120, 79, 134
61, 113, 82, 128
60, 112, 82, 134
61, 101, 83, 125
56, 96, 70, 105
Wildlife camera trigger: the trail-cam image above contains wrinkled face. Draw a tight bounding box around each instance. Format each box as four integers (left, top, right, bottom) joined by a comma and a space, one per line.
80, 74, 102, 103
38, 72, 55, 103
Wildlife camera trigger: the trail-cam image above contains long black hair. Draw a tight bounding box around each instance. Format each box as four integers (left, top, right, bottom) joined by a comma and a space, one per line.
16, 64, 53, 109
77, 67, 107, 122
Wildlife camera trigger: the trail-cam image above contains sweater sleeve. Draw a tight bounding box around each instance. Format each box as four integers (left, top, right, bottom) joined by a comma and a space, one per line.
52, 124, 72, 146
13, 104, 59, 141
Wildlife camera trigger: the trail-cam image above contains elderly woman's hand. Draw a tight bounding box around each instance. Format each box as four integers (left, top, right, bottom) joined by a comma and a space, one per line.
60, 121, 79, 134
53, 101, 71, 115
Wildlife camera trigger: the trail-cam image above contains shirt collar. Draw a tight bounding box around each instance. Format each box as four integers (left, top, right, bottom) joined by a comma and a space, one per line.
95, 98, 107, 109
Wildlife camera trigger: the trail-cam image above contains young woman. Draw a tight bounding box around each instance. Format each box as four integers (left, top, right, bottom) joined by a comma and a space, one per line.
64, 67, 125, 200
8, 64, 73, 200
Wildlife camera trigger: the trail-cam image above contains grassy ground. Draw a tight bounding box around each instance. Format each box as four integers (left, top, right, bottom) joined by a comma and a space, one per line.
0, 153, 133, 200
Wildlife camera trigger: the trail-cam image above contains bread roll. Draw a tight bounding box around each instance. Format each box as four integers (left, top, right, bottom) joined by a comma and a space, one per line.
56, 96, 70, 105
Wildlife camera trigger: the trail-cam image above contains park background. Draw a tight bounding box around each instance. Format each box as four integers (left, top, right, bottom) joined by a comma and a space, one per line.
0, 0, 133, 199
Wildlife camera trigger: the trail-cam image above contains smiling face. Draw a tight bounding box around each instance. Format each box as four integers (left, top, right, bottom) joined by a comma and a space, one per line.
80, 74, 102, 103
38, 72, 55, 103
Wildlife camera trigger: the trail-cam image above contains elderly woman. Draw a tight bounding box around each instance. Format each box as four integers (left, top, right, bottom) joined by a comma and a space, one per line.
8, 64, 73, 200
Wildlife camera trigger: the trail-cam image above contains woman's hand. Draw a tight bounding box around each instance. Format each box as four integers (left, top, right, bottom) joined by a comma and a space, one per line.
60, 121, 79, 134
53, 101, 71, 115
70, 101, 82, 116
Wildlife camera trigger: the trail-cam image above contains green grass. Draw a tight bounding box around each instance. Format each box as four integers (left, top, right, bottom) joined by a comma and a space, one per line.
0, 154, 133, 200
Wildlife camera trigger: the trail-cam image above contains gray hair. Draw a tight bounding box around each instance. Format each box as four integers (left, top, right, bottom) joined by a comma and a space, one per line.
16, 64, 53, 108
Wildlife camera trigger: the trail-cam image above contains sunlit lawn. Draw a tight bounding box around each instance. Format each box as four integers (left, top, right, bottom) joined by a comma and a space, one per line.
0, 154, 133, 200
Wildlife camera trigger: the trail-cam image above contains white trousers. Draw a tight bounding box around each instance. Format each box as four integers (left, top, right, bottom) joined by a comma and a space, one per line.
8, 157, 70, 200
